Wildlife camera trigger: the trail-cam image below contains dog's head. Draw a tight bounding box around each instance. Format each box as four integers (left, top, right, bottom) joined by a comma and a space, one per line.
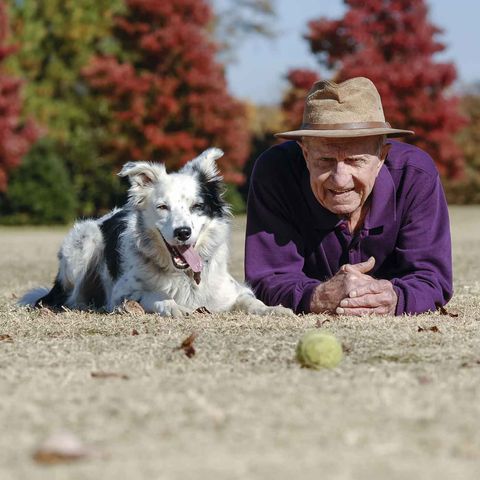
118, 148, 229, 271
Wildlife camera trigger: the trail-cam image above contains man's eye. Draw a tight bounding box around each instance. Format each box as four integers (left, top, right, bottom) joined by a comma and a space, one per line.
192, 203, 204, 211
156, 204, 169, 211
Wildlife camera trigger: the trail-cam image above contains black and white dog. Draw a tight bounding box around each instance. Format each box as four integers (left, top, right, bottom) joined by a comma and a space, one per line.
20, 148, 292, 317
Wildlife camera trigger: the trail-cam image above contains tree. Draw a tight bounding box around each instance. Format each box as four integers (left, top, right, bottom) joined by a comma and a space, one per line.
443, 92, 480, 203
0, 1, 37, 191
84, 0, 250, 184
6, 0, 124, 215
283, 0, 465, 179
281, 69, 320, 132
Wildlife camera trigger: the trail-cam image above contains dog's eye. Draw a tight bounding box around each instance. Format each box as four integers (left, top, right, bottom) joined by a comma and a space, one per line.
156, 204, 169, 211
192, 203, 204, 212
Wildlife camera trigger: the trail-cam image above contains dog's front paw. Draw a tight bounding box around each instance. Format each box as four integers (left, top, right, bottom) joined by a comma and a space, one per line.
255, 304, 295, 317
244, 299, 295, 317
153, 299, 192, 318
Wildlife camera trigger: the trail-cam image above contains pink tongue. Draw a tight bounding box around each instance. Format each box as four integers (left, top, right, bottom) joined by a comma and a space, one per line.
177, 245, 203, 273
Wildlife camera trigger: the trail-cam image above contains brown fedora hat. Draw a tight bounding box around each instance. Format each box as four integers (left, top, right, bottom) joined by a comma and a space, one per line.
275, 77, 414, 139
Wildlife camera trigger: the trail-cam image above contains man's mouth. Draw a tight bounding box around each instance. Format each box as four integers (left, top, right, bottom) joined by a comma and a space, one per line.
329, 188, 354, 195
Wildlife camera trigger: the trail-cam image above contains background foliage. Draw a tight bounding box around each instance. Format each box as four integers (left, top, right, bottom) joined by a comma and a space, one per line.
0, 1, 38, 193
0, 0, 478, 224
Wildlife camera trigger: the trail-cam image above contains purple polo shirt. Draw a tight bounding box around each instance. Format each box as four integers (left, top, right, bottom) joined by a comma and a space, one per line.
244, 140, 453, 315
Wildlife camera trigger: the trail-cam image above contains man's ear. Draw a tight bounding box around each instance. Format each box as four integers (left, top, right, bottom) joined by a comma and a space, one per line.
375, 142, 391, 176
379, 143, 391, 163
297, 140, 308, 158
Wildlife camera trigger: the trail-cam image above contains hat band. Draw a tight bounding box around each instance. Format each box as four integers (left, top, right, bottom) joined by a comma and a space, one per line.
301, 121, 392, 130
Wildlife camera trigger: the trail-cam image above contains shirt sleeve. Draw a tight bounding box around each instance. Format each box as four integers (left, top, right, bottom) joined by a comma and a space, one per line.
244, 147, 321, 313
390, 170, 453, 315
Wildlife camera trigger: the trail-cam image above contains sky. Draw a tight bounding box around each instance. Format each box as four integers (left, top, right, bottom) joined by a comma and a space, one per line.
214, 0, 480, 105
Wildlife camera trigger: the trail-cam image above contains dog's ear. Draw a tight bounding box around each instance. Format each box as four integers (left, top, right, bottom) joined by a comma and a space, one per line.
118, 161, 166, 187
118, 161, 167, 207
181, 148, 224, 181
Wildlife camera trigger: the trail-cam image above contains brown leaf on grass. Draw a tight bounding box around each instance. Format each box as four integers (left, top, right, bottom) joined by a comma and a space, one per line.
439, 306, 459, 317
316, 318, 331, 327
33, 431, 92, 464
460, 360, 480, 368
417, 375, 432, 385
175, 332, 197, 358
0, 334, 13, 343
193, 306, 211, 314
119, 299, 145, 316
417, 325, 440, 333
91, 371, 129, 380
131, 328, 140, 336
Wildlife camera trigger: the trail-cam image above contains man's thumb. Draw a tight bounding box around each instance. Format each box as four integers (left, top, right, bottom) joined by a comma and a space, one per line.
344, 256, 376, 274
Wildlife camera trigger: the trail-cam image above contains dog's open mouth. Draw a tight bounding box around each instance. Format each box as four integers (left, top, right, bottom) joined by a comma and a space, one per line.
163, 239, 203, 273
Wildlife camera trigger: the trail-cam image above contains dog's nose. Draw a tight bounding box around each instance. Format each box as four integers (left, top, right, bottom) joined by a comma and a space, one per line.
174, 227, 192, 242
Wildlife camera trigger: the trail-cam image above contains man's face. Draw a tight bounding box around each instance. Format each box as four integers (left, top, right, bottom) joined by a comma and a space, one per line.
299, 136, 389, 217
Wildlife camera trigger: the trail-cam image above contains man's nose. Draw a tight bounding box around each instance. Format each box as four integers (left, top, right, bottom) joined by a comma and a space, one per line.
330, 161, 351, 185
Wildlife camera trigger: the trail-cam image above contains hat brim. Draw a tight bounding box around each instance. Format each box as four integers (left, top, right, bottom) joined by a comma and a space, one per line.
274, 128, 414, 140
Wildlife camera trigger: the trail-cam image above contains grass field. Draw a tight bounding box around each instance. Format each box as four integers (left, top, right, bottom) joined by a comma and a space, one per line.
1, 207, 479, 480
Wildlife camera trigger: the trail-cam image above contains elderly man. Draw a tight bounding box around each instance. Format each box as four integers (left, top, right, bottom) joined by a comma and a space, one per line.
245, 77, 452, 316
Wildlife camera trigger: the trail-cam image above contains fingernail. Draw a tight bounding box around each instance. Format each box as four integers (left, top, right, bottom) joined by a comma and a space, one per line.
349, 290, 357, 298
340, 299, 348, 307
336, 307, 344, 314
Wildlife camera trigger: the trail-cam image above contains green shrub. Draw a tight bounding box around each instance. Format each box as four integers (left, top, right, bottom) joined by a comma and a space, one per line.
0, 139, 76, 225
223, 183, 246, 215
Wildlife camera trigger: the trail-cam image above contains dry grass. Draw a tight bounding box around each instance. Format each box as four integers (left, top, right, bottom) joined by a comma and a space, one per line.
1, 207, 480, 480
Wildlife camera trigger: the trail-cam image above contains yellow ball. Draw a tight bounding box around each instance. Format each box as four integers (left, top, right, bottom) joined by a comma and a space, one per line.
296, 330, 343, 369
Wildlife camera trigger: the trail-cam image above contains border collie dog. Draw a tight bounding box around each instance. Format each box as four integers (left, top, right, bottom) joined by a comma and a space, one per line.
20, 148, 292, 317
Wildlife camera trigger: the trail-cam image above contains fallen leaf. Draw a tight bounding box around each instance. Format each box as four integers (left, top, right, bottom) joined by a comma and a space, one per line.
91, 371, 129, 380
439, 306, 459, 317
131, 328, 139, 336
417, 325, 440, 333
316, 318, 331, 327
417, 375, 431, 384
0, 334, 13, 343
175, 332, 197, 358
119, 300, 145, 316
33, 431, 91, 464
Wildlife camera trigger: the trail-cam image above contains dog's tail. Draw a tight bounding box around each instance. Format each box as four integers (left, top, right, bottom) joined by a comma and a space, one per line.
18, 287, 52, 307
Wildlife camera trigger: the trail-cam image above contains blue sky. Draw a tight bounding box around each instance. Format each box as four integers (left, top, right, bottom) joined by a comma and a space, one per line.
214, 0, 480, 104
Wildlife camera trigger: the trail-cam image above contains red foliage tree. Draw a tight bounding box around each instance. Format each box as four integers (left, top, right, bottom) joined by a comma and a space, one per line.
281, 69, 320, 131
83, 0, 249, 184
0, 1, 38, 191
283, 0, 465, 179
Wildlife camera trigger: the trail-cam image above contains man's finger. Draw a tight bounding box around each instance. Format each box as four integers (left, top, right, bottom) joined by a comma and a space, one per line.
339, 293, 384, 309
336, 305, 387, 316
348, 281, 385, 298
342, 256, 375, 275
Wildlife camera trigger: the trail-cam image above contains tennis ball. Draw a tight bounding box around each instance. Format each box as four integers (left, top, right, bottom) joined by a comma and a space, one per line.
296, 330, 343, 369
